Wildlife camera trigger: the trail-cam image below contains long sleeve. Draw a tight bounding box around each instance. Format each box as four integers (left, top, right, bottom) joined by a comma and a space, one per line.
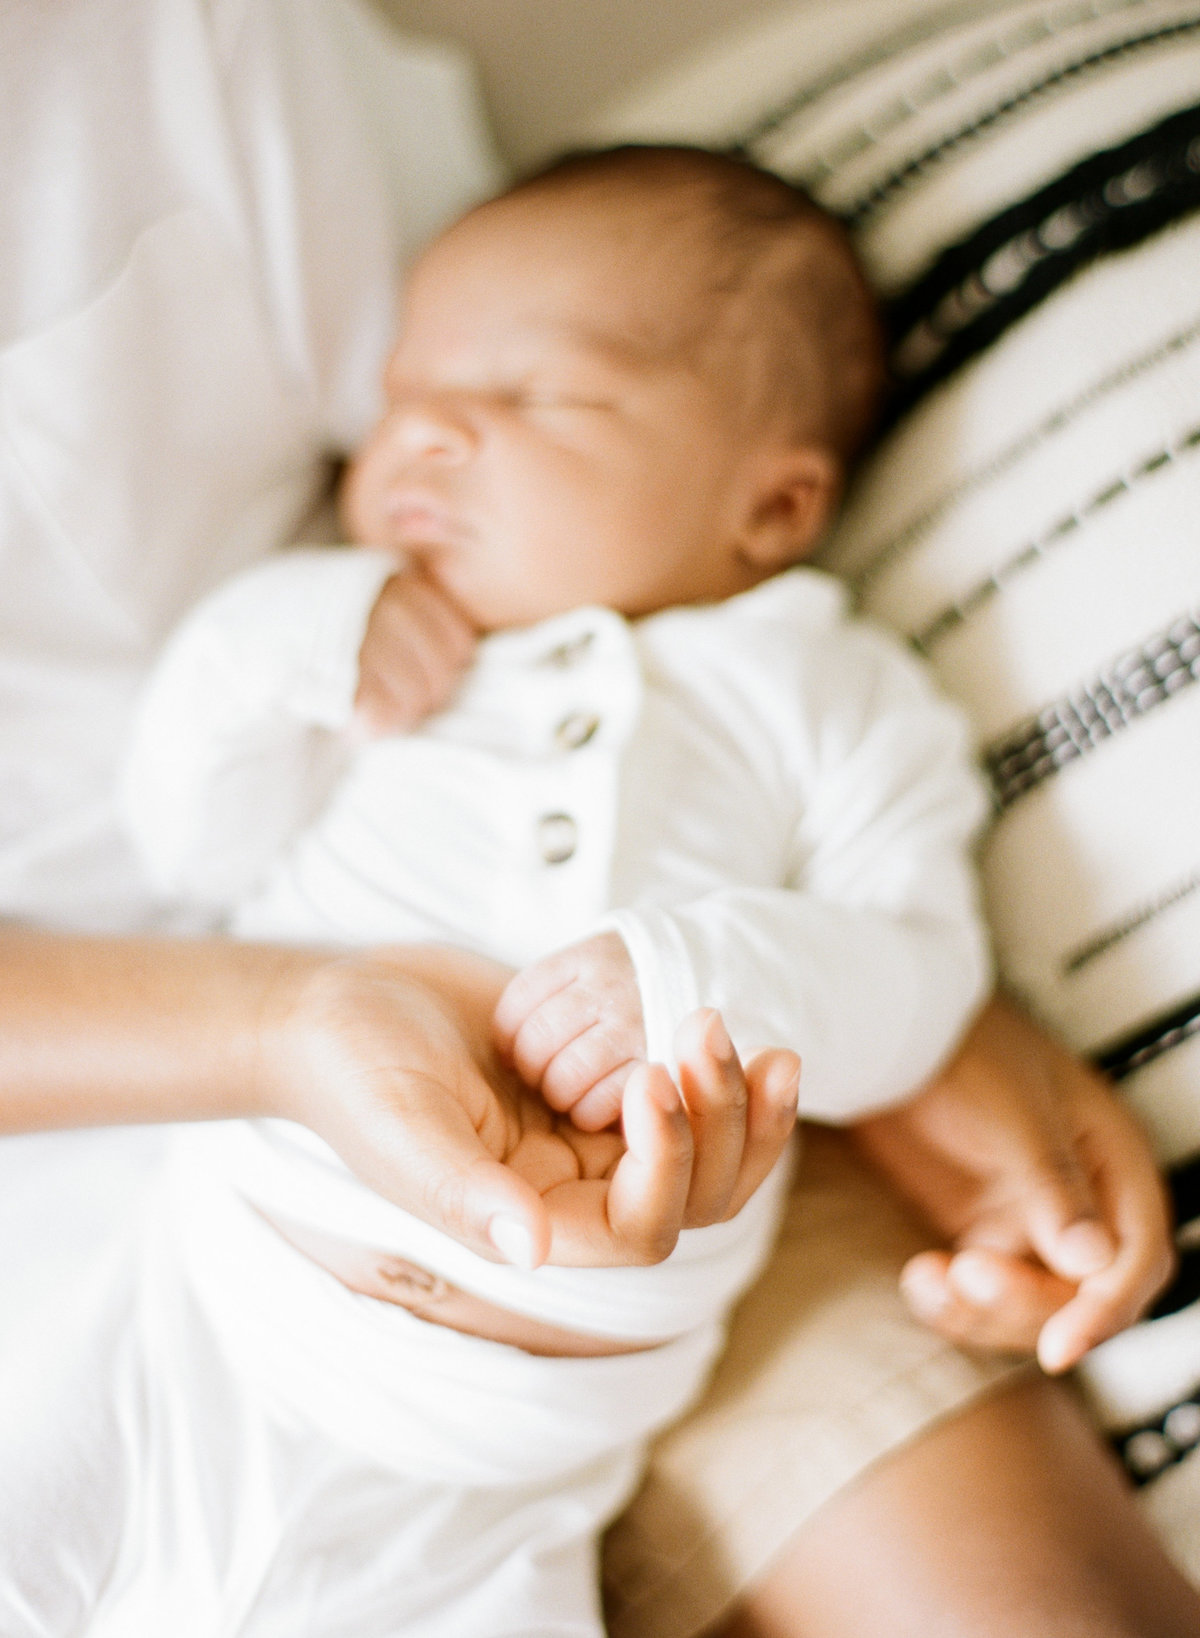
609, 593, 993, 1121
119, 547, 398, 911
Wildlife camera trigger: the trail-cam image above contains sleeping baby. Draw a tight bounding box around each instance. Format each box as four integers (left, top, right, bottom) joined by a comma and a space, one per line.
68, 145, 991, 1635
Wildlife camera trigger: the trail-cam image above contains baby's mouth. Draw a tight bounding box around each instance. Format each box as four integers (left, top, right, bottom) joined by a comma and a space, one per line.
384, 495, 468, 550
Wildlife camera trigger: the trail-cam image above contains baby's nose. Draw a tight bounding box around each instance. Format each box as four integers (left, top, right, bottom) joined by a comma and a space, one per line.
385, 395, 476, 464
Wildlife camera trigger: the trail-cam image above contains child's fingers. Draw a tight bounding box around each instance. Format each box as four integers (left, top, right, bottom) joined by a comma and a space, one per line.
492, 952, 575, 1057
542, 1025, 638, 1119
502, 990, 598, 1094
400, 571, 477, 665
569, 1062, 636, 1131
721, 1047, 801, 1220
356, 641, 435, 732
356, 572, 474, 731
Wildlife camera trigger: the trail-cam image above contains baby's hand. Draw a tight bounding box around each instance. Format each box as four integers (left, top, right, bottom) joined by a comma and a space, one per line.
355, 567, 476, 734
493, 931, 646, 1130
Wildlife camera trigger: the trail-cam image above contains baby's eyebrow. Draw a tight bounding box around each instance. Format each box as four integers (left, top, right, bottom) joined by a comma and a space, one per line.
522, 320, 688, 376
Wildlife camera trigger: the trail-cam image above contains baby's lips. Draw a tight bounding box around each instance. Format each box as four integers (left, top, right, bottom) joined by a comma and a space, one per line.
384, 491, 467, 547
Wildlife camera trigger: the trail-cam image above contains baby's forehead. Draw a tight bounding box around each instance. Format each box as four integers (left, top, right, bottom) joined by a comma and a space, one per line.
411, 187, 734, 362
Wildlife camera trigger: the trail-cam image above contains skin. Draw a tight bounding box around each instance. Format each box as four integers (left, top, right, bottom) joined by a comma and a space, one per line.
0, 926, 797, 1271
708, 997, 1194, 1638
340, 184, 842, 636
319, 183, 1190, 1633
5, 173, 1188, 1631
857, 994, 1174, 1374
717, 1374, 1200, 1638
339, 184, 1174, 1368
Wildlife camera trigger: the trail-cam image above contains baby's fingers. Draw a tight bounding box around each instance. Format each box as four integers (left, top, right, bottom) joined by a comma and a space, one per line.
493, 951, 574, 1059
356, 571, 475, 732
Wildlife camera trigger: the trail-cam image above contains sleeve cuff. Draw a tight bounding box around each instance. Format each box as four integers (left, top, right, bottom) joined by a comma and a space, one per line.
271, 546, 402, 728
600, 907, 703, 1074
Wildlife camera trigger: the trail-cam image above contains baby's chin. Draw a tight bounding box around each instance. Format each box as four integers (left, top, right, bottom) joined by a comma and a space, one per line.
424, 567, 570, 635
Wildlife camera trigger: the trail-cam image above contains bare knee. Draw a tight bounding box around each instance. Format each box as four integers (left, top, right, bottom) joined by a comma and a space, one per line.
714, 1377, 1200, 1638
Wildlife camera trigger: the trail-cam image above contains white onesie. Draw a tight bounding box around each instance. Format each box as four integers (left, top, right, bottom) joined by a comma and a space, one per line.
8, 546, 991, 1637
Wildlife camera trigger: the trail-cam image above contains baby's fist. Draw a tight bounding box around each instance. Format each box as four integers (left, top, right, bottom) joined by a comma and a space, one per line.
355, 568, 476, 734
493, 932, 647, 1131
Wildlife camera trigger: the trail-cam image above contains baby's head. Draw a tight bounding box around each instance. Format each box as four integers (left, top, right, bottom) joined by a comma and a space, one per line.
342, 144, 883, 631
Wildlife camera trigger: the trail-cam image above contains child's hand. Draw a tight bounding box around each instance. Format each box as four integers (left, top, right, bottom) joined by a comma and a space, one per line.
355, 567, 476, 734
505, 1010, 801, 1260
492, 931, 647, 1131
270, 942, 798, 1269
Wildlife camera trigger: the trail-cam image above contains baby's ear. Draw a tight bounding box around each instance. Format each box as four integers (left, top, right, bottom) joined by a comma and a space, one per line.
738, 444, 843, 572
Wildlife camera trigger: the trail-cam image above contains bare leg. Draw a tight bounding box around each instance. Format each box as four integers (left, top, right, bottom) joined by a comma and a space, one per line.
716, 1376, 1200, 1638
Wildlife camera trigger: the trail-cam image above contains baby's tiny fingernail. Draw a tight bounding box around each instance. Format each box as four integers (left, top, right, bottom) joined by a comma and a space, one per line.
488, 1214, 535, 1270
949, 1253, 1003, 1306
1058, 1219, 1115, 1277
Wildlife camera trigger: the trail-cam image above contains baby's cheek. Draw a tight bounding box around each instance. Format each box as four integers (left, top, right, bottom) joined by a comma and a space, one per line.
338, 446, 385, 544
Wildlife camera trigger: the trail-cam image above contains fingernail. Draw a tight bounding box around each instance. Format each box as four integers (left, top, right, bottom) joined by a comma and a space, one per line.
1058, 1219, 1115, 1278
774, 1054, 802, 1110
648, 1066, 682, 1114
704, 1013, 734, 1062
949, 1253, 1003, 1306
1037, 1327, 1074, 1374
901, 1264, 950, 1320
488, 1214, 535, 1270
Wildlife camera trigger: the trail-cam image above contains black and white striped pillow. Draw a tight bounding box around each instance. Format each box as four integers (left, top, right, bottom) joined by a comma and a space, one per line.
590, 0, 1200, 1482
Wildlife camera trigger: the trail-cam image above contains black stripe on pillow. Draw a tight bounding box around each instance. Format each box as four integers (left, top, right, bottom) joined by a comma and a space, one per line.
978, 610, 1200, 811
1094, 989, 1200, 1082
1112, 1391, 1200, 1485
1094, 996, 1200, 1326
884, 98, 1200, 421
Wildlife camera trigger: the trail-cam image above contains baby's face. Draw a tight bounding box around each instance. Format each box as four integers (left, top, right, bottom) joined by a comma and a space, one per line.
341, 190, 776, 632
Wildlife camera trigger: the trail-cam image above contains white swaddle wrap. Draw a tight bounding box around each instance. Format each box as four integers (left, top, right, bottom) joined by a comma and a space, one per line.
186, 1118, 795, 1342
69, 1150, 727, 1638
164, 1148, 727, 1487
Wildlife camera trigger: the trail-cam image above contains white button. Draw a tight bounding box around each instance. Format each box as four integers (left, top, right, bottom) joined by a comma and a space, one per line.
537, 812, 578, 864
542, 631, 594, 668
554, 710, 600, 751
